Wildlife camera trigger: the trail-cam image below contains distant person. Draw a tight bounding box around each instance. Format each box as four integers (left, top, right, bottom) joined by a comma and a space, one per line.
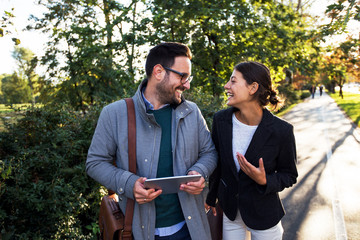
205, 61, 298, 240
319, 85, 323, 96
310, 85, 316, 99
86, 42, 218, 240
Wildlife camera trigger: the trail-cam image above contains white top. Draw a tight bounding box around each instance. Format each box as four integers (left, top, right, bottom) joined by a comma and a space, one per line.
232, 113, 258, 171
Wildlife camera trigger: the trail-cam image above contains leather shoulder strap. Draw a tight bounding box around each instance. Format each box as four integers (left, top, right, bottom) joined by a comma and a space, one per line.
125, 98, 136, 174
123, 98, 136, 238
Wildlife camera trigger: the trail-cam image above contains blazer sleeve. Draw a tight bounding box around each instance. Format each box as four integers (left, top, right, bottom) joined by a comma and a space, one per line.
261, 123, 298, 195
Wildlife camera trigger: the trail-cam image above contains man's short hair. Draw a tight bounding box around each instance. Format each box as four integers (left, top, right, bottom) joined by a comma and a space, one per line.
145, 42, 192, 77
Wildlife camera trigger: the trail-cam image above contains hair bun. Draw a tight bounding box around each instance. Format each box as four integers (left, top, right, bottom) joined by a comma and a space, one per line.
269, 89, 279, 106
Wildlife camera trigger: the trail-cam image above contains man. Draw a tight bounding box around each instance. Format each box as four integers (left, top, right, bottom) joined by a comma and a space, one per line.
86, 42, 217, 240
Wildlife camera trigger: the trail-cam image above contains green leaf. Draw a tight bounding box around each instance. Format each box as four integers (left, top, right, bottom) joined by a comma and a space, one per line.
11, 38, 20, 45
4, 11, 15, 17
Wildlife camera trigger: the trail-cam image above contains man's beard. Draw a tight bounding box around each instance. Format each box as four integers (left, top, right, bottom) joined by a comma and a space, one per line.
156, 74, 184, 105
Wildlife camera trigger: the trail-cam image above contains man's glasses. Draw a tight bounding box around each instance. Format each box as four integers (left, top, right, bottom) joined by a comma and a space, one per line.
163, 66, 193, 84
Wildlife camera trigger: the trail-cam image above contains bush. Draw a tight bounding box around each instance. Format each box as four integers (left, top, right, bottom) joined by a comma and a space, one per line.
277, 84, 300, 107
0, 90, 224, 239
184, 87, 226, 129
0, 104, 104, 239
299, 90, 311, 99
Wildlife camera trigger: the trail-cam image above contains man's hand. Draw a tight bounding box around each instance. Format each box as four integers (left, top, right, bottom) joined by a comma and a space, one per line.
180, 171, 205, 195
133, 177, 162, 204
237, 153, 267, 185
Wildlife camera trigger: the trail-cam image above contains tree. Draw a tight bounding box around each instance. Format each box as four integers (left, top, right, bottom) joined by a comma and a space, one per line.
338, 37, 360, 82
25, 0, 325, 110
29, 0, 148, 111
1, 73, 31, 106
321, 0, 360, 36
12, 47, 39, 106
148, 0, 322, 103
26, 0, 325, 108
0, 74, 3, 102
322, 47, 350, 98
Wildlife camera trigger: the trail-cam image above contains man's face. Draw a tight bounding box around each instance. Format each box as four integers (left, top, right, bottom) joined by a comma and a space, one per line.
156, 56, 191, 105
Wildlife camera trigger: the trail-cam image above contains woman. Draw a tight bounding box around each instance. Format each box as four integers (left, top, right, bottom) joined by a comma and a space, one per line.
205, 61, 298, 240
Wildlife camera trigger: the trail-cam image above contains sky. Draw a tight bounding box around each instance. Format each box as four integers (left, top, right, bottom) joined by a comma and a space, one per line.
0, 0, 357, 75
0, 0, 48, 74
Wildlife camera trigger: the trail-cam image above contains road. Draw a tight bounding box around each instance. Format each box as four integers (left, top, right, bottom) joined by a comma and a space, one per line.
280, 91, 360, 240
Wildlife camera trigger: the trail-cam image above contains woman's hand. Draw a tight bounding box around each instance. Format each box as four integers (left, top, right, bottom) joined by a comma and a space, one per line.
237, 153, 267, 185
205, 202, 217, 216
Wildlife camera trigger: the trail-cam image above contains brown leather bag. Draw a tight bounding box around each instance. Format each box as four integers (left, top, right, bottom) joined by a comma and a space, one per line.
99, 98, 136, 240
207, 202, 223, 240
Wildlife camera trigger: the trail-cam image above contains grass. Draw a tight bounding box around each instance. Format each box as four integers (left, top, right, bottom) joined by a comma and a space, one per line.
275, 90, 311, 118
328, 91, 360, 128
0, 104, 34, 131
0, 103, 34, 112
275, 103, 298, 118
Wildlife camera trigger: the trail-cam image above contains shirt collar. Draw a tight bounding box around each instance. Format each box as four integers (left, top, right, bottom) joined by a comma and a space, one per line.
141, 86, 169, 111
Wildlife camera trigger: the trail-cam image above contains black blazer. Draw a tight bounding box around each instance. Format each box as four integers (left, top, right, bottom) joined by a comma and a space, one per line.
206, 107, 298, 230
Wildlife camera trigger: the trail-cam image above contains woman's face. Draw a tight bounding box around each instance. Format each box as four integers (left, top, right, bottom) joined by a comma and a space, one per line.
224, 69, 254, 107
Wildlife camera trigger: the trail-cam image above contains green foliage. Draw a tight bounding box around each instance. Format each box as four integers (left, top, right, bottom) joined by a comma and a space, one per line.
278, 84, 300, 106
26, 0, 324, 110
184, 86, 227, 129
321, 0, 359, 35
11, 38, 20, 45
12, 47, 40, 106
0, 104, 104, 239
0, 9, 20, 45
148, 0, 322, 97
30, 0, 146, 110
1, 73, 32, 105
299, 90, 311, 100
0, 74, 3, 97
277, 84, 311, 111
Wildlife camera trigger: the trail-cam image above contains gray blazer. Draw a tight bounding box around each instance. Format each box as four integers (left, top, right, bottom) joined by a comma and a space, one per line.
86, 79, 218, 240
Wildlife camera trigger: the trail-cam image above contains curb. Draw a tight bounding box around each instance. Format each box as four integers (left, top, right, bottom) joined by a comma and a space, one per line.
353, 128, 360, 143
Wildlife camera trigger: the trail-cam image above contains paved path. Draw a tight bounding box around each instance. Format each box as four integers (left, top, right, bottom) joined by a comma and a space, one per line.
280, 91, 360, 240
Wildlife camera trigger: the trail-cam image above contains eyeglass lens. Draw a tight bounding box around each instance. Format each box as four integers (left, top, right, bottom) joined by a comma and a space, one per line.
163, 66, 193, 84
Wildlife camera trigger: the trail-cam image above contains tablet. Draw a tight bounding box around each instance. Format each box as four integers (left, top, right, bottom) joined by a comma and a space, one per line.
144, 174, 202, 194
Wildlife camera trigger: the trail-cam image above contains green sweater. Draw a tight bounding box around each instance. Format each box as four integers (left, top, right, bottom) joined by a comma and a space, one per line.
150, 106, 184, 228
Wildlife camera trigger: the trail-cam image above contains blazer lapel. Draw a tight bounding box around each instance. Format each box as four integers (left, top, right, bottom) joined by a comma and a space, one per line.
244, 109, 274, 166
218, 108, 239, 180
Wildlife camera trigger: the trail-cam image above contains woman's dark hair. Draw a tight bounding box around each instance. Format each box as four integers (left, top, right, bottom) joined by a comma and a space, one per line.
234, 61, 280, 108
145, 42, 192, 77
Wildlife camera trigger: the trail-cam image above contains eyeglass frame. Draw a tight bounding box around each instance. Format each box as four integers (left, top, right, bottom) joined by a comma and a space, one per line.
162, 66, 193, 84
